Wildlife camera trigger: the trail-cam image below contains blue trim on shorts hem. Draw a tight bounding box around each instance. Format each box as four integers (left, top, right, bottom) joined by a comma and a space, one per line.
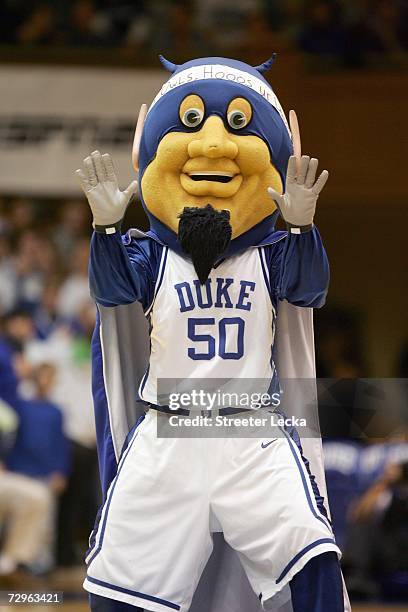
86, 575, 181, 610
276, 538, 336, 583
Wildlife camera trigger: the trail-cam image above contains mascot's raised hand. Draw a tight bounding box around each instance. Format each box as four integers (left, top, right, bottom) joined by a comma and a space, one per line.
76, 104, 147, 230
267, 110, 329, 230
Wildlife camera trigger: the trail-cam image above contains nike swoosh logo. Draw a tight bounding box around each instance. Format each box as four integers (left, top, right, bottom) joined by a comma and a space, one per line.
261, 439, 278, 449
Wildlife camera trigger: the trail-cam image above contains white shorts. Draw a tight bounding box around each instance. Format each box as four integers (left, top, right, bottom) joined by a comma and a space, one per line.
84, 410, 340, 612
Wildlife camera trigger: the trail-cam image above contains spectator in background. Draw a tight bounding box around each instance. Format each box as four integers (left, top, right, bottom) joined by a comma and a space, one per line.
64, 0, 107, 47
0, 363, 70, 582
34, 278, 64, 340
338, 0, 384, 68
25, 302, 98, 566
0, 309, 34, 406
298, 1, 347, 60
262, 0, 303, 50
56, 238, 91, 320
1, 230, 58, 315
53, 199, 90, 261
12, 231, 45, 312
0, 229, 15, 314
123, 0, 153, 53
8, 198, 35, 239
345, 449, 408, 600
16, 2, 56, 46
193, 0, 259, 55
96, 0, 150, 50
369, 0, 408, 57
6, 363, 70, 488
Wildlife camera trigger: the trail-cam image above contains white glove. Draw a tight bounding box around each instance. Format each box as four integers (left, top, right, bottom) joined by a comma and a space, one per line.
75, 150, 138, 228
268, 155, 329, 228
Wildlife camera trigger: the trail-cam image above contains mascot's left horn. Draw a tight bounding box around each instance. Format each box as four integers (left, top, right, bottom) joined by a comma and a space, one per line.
158, 54, 179, 73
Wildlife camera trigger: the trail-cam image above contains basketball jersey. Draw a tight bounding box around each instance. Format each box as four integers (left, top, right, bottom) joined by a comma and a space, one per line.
139, 247, 277, 407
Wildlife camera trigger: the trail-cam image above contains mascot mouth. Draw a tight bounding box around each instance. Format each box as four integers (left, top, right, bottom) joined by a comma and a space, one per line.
188, 171, 234, 184
180, 158, 243, 197
180, 172, 243, 197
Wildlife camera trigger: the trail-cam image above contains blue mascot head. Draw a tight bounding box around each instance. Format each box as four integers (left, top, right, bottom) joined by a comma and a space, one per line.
136, 55, 293, 275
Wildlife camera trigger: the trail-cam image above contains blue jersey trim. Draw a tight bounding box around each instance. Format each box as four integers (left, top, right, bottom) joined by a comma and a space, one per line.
86, 415, 145, 566
276, 538, 336, 584
281, 427, 332, 532
86, 575, 181, 610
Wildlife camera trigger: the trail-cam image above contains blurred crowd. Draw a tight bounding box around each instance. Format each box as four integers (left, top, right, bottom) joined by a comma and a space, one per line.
1, 0, 408, 68
324, 439, 408, 601
317, 308, 408, 600
0, 195, 99, 581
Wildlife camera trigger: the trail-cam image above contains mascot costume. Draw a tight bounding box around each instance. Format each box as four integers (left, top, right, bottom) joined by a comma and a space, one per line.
76, 56, 350, 611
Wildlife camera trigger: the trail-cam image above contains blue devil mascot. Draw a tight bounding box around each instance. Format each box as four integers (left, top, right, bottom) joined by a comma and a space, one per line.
76, 55, 350, 612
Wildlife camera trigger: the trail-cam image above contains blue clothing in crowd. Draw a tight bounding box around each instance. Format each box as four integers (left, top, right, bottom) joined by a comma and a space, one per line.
6, 398, 71, 479
0, 338, 19, 407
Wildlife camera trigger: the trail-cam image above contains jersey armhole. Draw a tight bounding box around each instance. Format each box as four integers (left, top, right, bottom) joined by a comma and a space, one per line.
258, 247, 276, 316
144, 247, 169, 317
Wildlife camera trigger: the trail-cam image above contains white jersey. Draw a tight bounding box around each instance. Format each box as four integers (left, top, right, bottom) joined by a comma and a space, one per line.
139, 247, 276, 406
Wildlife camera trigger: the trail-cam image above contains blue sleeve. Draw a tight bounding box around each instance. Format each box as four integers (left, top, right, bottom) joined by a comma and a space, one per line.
89, 231, 163, 310
266, 226, 330, 308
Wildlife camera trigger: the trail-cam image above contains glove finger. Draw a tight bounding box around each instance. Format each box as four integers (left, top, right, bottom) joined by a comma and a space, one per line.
123, 180, 138, 203
91, 150, 106, 182
75, 169, 91, 193
304, 158, 318, 188
84, 156, 98, 187
312, 169, 329, 195
286, 155, 297, 183
102, 153, 117, 183
297, 155, 310, 185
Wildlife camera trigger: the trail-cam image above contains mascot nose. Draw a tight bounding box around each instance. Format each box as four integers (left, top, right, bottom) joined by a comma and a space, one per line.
188, 116, 238, 159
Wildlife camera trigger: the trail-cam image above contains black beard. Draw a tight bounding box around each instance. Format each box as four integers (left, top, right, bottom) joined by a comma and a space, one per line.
178, 204, 232, 284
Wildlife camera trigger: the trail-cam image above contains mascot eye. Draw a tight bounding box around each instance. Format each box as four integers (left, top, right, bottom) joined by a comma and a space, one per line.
182, 108, 204, 128
227, 98, 252, 130
227, 110, 248, 130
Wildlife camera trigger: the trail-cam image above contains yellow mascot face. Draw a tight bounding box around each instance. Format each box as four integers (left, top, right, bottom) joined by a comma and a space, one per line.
141, 94, 282, 239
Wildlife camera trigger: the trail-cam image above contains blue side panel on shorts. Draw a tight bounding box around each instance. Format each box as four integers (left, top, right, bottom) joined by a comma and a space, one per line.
282, 428, 331, 531
280, 416, 329, 519
91, 312, 118, 497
